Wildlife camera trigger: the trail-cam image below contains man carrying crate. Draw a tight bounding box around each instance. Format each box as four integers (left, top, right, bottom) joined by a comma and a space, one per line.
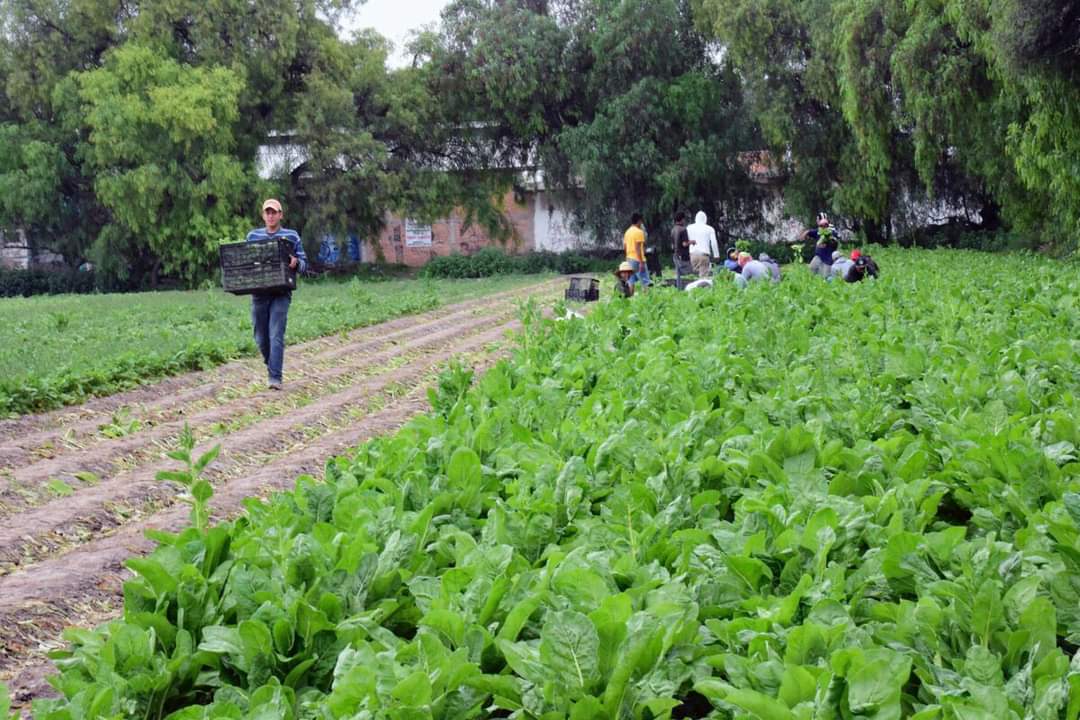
247, 198, 307, 390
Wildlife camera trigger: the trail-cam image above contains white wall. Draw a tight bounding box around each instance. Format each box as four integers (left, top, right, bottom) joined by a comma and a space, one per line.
0, 228, 31, 270
533, 191, 592, 252
256, 143, 308, 181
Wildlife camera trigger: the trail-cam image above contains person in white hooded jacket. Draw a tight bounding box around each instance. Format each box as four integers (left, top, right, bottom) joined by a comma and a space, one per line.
686, 211, 719, 276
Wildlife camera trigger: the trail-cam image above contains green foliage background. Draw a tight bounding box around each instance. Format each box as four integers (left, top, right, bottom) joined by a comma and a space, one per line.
0, 0, 1078, 289
693, 0, 1080, 249
0, 274, 543, 416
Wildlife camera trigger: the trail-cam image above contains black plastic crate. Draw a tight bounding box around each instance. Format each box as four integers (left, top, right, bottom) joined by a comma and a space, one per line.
565, 276, 599, 302
219, 238, 297, 295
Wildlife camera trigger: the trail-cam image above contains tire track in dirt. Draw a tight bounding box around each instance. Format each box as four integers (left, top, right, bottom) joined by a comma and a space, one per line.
0, 281, 562, 506
0, 277, 574, 709
0, 326, 521, 707
0, 301, 526, 518
0, 280, 561, 468
0, 312, 531, 570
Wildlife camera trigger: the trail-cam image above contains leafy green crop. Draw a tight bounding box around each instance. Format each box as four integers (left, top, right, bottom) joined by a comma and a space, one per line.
0, 275, 543, 417
155, 423, 221, 534
29, 249, 1080, 719
1, 683, 17, 720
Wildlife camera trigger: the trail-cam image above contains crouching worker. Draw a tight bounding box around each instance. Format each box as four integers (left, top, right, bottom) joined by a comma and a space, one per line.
614, 261, 635, 298
829, 250, 853, 281
723, 247, 741, 273
734, 252, 776, 287
845, 252, 880, 282
684, 277, 713, 291
758, 253, 782, 282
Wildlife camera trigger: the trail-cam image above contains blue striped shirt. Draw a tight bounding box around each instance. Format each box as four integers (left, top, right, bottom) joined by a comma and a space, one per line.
245, 227, 308, 273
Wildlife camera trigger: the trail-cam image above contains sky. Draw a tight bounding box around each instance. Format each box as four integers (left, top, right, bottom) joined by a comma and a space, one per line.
341, 0, 451, 67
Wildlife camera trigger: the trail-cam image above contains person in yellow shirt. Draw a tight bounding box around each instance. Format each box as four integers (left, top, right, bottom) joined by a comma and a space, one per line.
623, 212, 650, 292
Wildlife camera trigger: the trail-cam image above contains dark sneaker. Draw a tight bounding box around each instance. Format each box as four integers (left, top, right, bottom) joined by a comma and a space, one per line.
268, 380, 283, 391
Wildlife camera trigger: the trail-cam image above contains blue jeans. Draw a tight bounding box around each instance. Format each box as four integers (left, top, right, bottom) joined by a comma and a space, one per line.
251, 293, 291, 382
674, 256, 694, 288
627, 259, 651, 286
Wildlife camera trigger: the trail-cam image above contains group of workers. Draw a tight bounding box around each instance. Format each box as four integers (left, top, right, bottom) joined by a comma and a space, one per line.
802, 212, 880, 283
614, 210, 879, 297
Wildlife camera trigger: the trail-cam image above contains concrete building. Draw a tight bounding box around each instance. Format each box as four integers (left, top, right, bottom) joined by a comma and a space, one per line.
360, 186, 593, 267
0, 228, 66, 270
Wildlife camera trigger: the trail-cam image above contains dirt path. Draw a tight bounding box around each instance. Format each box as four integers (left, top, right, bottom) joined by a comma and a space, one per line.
0, 278, 566, 709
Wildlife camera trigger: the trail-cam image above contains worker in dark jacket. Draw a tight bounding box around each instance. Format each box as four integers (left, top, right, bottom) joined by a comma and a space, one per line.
802, 213, 839, 278
845, 253, 880, 282
671, 212, 693, 286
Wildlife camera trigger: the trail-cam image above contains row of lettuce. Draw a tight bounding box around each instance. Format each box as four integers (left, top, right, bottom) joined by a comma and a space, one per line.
11, 248, 1080, 719
0, 276, 544, 418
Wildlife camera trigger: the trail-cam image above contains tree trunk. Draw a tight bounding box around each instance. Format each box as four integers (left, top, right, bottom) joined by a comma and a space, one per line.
978, 195, 1003, 232
861, 217, 886, 245
150, 257, 162, 290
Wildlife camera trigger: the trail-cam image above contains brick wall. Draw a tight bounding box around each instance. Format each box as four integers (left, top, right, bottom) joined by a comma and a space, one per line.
367, 190, 537, 267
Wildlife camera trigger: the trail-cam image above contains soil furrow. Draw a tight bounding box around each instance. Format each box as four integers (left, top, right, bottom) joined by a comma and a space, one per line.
0, 280, 561, 465
0, 317, 524, 568
0, 299, 539, 514
0, 318, 525, 706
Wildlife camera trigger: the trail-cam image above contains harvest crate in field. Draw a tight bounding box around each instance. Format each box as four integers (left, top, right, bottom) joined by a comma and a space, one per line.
219, 238, 297, 295
564, 275, 599, 302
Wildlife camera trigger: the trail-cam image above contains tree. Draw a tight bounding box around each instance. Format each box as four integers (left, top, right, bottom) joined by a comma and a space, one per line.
981, 0, 1080, 245
886, 1, 1029, 233
74, 44, 251, 283
424, 0, 761, 248
692, 0, 844, 222
126, 0, 360, 164
694, 0, 1080, 249
2, 0, 524, 279
0, 0, 129, 268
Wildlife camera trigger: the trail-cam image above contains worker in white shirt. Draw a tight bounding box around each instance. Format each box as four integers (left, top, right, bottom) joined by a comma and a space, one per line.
686, 211, 720, 276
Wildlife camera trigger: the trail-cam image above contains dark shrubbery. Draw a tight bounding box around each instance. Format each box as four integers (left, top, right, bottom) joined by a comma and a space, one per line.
896, 224, 1029, 253
307, 262, 415, 282
0, 268, 100, 297
734, 240, 800, 264
420, 247, 614, 279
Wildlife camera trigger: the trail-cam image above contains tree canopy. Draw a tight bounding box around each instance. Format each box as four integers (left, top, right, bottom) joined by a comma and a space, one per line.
0, 0, 1078, 287
694, 0, 1080, 247
421, 0, 762, 246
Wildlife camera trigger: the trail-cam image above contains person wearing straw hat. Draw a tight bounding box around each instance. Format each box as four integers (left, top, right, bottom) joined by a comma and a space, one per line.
613, 261, 636, 298
246, 198, 307, 390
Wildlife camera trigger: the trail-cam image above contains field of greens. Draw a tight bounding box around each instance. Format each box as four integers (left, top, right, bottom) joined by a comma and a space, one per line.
11, 248, 1080, 719
0, 276, 545, 417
